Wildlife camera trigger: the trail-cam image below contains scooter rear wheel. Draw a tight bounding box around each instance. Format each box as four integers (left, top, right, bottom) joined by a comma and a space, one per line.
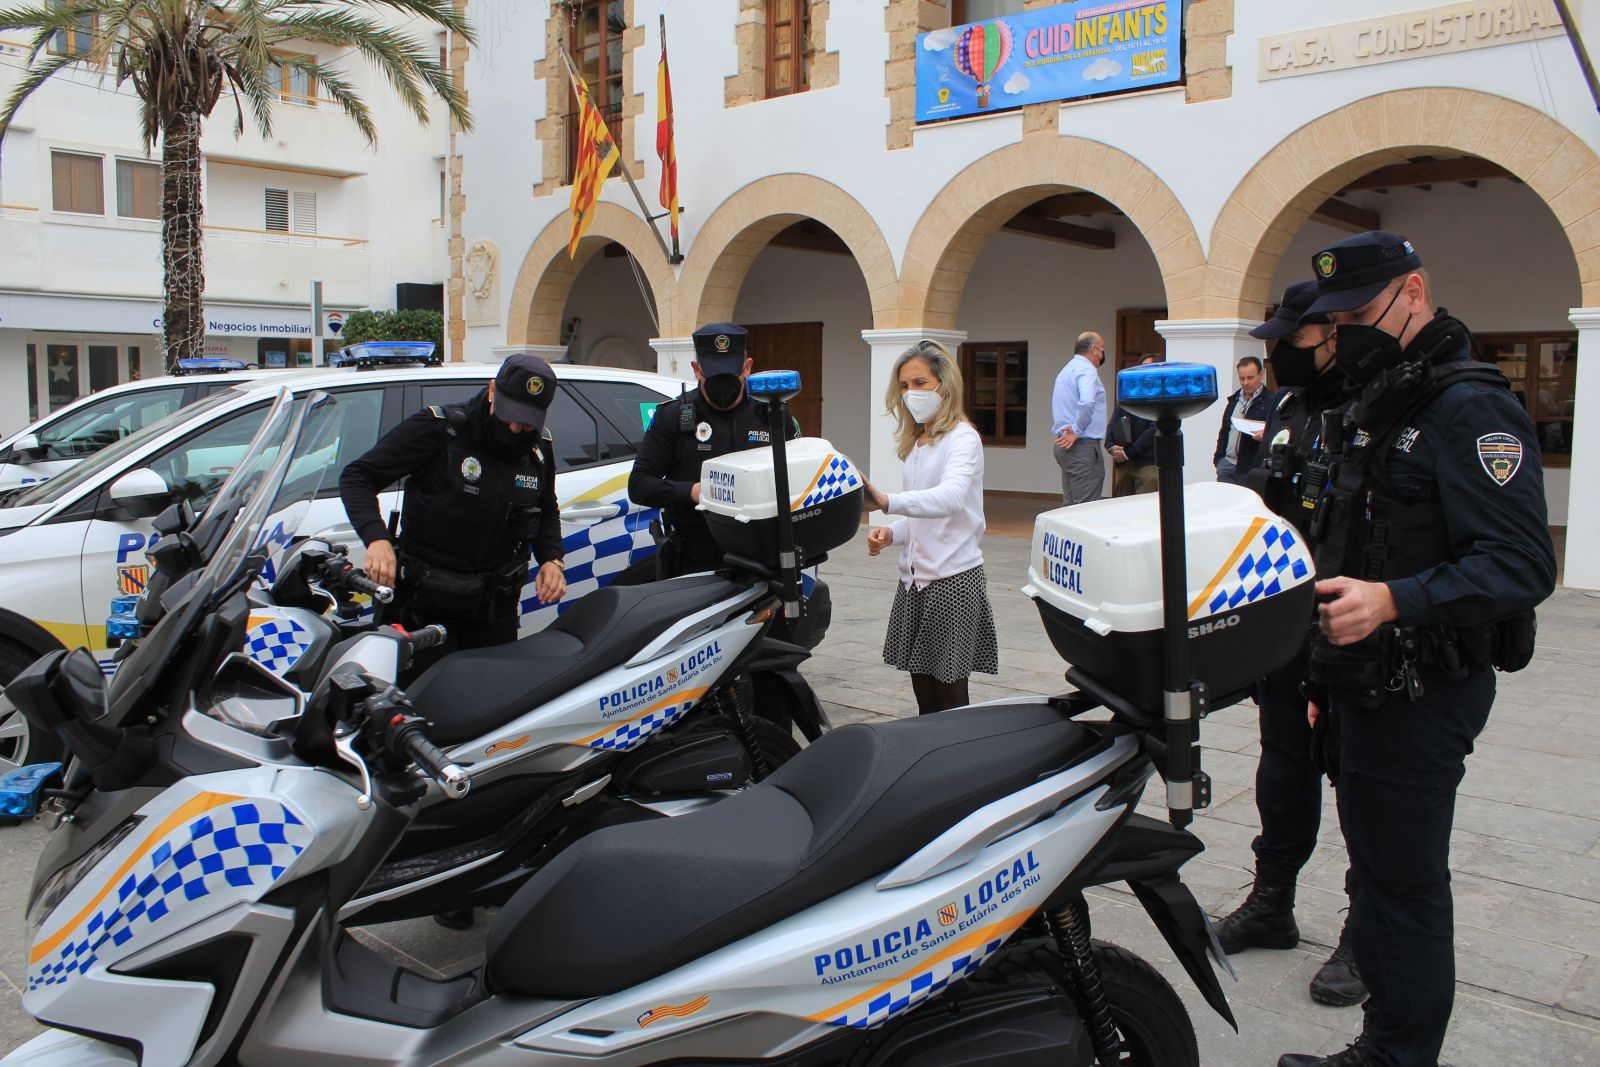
971, 936, 1200, 1066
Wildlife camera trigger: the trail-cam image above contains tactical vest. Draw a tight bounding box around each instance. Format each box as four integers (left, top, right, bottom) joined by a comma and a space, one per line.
399, 403, 550, 575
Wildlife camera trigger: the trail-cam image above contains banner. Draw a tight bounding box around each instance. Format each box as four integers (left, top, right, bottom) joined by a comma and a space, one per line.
915, 1, 1181, 122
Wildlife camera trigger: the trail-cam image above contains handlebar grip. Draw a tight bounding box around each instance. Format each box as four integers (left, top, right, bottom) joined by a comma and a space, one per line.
346, 571, 395, 604
394, 720, 469, 800
407, 624, 448, 651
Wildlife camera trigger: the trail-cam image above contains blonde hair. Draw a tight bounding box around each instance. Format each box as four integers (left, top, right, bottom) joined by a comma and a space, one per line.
883, 339, 967, 460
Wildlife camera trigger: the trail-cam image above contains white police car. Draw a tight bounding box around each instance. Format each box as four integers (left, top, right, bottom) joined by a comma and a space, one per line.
0, 360, 681, 768
0, 362, 271, 491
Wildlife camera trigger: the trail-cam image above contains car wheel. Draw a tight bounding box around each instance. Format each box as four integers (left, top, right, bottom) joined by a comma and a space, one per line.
0, 639, 64, 773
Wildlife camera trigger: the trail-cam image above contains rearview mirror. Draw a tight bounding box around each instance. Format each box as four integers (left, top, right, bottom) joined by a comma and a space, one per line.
10, 433, 43, 463
108, 468, 173, 518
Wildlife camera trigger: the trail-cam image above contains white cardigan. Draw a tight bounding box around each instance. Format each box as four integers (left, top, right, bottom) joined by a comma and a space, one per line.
885, 422, 986, 588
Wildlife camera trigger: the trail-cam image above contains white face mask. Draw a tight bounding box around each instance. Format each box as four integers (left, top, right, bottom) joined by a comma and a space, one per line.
902, 387, 942, 425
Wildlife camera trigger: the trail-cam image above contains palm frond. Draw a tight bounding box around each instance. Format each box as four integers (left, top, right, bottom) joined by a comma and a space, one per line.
291, 57, 375, 144
0, 47, 82, 139
269, 9, 434, 128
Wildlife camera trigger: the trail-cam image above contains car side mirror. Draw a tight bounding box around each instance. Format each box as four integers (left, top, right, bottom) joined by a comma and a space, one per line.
11, 433, 44, 463
108, 468, 174, 519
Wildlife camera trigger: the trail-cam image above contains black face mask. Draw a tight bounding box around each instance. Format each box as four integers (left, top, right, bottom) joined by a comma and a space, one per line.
1269, 340, 1323, 389
487, 416, 540, 454
1333, 285, 1407, 387
701, 373, 745, 411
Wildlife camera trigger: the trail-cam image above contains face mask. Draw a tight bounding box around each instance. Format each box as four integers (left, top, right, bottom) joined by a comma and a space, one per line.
902, 388, 942, 425
1269, 340, 1321, 389
488, 416, 539, 452
701, 373, 745, 411
1333, 285, 1406, 387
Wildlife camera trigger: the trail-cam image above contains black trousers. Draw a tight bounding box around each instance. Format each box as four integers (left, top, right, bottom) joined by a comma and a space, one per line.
1253, 653, 1327, 880
1334, 667, 1494, 1067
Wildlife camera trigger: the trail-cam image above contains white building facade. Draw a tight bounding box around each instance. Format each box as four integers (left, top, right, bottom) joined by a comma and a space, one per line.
0, 21, 456, 434
452, 0, 1600, 587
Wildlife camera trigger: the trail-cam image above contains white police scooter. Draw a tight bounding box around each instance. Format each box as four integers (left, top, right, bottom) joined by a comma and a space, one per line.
1, 363, 1314, 1066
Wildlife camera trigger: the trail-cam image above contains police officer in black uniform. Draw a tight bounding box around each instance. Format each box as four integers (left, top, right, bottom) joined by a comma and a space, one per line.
339, 354, 567, 670
1211, 279, 1365, 1008
1277, 233, 1556, 1067
626, 322, 797, 579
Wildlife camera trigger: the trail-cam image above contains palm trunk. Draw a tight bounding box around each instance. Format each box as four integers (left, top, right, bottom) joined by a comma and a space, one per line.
161, 110, 206, 371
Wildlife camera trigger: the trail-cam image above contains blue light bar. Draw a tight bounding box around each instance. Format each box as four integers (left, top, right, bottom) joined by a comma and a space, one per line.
107, 594, 142, 641
174, 357, 249, 375
748, 370, 801, 397
0, 762, 63, 819
331, 341, 438, 368
1117, 362, 1219, 406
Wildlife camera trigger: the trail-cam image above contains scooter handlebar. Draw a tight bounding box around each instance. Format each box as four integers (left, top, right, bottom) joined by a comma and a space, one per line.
344, 570, 394, 604
388, 714, 469, 800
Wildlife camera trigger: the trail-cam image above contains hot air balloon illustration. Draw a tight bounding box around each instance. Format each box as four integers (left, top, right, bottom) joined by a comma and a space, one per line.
955, 20, 1014, 109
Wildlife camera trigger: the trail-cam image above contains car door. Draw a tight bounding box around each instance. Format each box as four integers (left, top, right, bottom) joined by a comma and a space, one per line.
0, 385, 187, 491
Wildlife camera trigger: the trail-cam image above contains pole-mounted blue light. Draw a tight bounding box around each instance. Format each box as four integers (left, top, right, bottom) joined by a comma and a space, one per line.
1116, 361, 1218, 420
747, 369, 802, 400
0, 762, 63, 818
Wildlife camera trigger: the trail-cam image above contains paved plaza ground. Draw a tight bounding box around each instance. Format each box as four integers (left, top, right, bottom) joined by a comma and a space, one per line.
0, 531, 1596, 1064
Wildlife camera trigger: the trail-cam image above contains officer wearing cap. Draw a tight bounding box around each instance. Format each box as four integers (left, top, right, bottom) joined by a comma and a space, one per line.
339, 353, 566, 667
1276, 232, 1556, 1067
625, 323, 798, 579
1211, 279, 1366, 1009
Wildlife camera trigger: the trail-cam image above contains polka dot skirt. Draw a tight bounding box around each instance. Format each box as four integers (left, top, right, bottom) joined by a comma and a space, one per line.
883, 565, 1000, 683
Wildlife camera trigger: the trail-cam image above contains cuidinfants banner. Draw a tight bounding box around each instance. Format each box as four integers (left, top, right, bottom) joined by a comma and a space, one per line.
915, 1, 1181, 122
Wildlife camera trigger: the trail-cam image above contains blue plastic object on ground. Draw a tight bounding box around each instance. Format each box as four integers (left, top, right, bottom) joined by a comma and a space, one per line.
0, 762, 64, 819
107, 594, 141, 640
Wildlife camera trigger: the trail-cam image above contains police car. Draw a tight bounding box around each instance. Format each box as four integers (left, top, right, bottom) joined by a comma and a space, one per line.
0, 360, 682, 769
0, 362, 271, 491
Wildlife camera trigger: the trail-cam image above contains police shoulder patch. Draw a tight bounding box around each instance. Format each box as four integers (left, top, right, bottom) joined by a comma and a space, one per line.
427, 405, 447, 419
1476, 432, 1523, 486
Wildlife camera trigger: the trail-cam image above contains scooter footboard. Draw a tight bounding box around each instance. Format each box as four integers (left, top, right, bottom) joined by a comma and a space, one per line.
0, 1029, 136, 1066
1127, 875, 1238, 1031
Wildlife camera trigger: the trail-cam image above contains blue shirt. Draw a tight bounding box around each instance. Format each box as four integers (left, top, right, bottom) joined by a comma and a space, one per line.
1051, 354, 1108, 439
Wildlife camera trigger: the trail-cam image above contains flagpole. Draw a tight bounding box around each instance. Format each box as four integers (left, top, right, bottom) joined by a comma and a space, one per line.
558, 42, 678, 266
660, 14, 682, 263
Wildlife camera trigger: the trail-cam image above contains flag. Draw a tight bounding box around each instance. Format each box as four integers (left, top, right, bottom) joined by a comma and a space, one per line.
568, 76, 620, 258
656, 25, 680, 244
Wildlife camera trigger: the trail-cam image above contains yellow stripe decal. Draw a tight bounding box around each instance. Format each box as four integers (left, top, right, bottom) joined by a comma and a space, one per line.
1186, 516, 1267, 620
790, 454, 834, 512
567, 472, 630, 505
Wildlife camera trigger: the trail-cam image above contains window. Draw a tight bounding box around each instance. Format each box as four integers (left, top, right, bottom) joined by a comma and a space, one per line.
46, 2, 94, 57
544, 386, 600, 470
127, 346, 142, 381
1478, 333, 1577, 465
37, 386, 185, 461
25, 344, 39, 423
51, 150, 104, 214
88, 345, 118, 393
421, 383, 485, 410
45, 344, 80, 412
575, 379, 666, 446
960, 342, 1028, 446
147, 407, 272, 513
269, 51, 316, 105
566, 0, 626, 183
766, 0, 811, 97
264, 188, 289, 232
115, 159, 161, 219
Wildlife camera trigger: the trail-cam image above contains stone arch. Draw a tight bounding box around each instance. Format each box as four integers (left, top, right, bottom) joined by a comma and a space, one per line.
506, 201, 677, 346
898, 137, 1207, 328
1211, 87, 1600, 316
676, 174, 899, 334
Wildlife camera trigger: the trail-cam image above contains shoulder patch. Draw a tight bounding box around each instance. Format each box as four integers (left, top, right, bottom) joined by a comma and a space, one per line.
426, 405, 447, 419
1476, 432, 1523, 486
541, 426, 553, 442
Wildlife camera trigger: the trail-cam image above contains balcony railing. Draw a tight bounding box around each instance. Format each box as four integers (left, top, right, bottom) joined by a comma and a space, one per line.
205, 224, 367, 247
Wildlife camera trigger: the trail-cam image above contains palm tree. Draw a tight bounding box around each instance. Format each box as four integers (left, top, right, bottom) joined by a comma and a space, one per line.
0, 1, 475, 368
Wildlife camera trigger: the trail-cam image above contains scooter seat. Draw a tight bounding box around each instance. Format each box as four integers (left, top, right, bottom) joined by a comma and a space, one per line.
487, 703, 1098, 998
406, 575, 749, 745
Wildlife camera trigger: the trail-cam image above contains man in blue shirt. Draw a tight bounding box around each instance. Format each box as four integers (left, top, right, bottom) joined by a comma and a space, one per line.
1051, 331, 1108, 505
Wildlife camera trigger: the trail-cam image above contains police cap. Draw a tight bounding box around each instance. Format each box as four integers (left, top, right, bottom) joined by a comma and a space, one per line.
1304, 231, 1424, 317
692, 323, 747, 375
1249, 279, 1328, 340
492, 353, 557, 430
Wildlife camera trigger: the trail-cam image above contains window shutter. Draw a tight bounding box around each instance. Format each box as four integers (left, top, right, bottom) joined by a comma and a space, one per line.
264, 188, 290, 232
292, 189, 318, 235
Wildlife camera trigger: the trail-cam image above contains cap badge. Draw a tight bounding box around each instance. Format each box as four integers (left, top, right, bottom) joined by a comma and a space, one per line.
527, 375, 546, 397
714, 334, 731, 352
1316, 252, 1337, 279
461, 456, 482, 483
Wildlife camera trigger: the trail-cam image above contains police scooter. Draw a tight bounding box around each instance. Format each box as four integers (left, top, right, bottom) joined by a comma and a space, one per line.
1, 364, 1305, 1066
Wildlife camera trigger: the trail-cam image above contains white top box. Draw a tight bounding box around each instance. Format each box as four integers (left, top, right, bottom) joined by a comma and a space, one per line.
1022, 482, 1314, 634
699, 437, 861, 523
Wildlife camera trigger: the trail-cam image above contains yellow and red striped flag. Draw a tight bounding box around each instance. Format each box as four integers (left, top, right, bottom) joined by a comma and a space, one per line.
656, 27, 680, 244
568, 76, 620, 258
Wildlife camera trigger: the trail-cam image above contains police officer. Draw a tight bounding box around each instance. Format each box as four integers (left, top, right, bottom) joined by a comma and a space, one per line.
339, 354, 566, 669
1277, 232, 1556, 1067
625, 322, 797, 579
1211, 280, 1366, 1008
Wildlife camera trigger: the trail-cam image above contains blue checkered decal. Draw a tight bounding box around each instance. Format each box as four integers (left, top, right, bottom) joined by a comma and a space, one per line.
29, 799, 310, 991
797, 455, 860, 511
245, 618, 312, 674
822, 930, 1012, 1028
522, 501, 658, 626
1200, 523, 1309, 618
582, 697, 696, 751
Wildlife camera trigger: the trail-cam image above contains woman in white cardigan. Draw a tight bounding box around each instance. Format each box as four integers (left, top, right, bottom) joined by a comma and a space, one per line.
862, 339, 999, 714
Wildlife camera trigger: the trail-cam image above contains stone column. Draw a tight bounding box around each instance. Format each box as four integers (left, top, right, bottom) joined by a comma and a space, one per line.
649, 336, 697, 381
486, 343, 568, 365
1153, 319, 1263, 480
860, 327, 967, 495
1564, 308, 1599, 589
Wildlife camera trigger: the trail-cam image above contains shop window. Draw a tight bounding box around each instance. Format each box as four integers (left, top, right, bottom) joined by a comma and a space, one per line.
766, 0, 811, 98
51, 150, 104, 215
45, 343, 80, 412
952, 0, 1025, 24
46, 2, 94, 57
255, 338, 331, 368
960, 341, 1028, 446
127, 346, 142, 381
1478, 333, 1577, 466
115, 159, 161, 220
25, 344, 39, 423
566, 0, 626, 184
88, 345, 118, 393
269, 51, 317, 105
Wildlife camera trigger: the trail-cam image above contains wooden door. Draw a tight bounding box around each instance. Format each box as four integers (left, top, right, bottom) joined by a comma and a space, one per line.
1115, 308, 1167, 372
744, 321, 824, 435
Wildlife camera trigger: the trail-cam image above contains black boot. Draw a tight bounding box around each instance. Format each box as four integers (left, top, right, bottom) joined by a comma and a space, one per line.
1310, 916, 1367, 1006
1278, 1033, 1372, 1066
434, 909, 475, 930
1212, 869, 1299, 954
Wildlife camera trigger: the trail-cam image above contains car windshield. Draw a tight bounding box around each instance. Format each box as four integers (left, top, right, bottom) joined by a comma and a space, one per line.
8, 388, 245, 508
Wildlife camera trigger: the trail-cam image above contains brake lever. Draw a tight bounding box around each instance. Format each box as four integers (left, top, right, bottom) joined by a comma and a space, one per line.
332, 725, 375, 810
